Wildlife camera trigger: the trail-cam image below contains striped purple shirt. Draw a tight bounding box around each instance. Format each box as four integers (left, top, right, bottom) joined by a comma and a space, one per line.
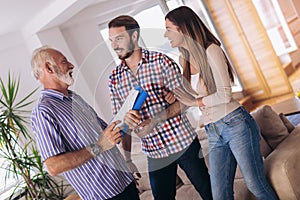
31, 89, 134, 200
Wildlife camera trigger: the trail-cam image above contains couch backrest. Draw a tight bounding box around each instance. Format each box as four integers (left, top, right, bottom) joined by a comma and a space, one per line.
251, 105, 295, 158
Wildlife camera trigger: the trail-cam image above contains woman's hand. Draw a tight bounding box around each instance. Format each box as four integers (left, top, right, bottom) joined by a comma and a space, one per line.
133, 118, 161, 138
164, 91, 176, 104
174, 86, 200, 107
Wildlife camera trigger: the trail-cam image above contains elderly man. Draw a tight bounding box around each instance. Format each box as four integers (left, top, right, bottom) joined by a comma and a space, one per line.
30, 46, 141, 200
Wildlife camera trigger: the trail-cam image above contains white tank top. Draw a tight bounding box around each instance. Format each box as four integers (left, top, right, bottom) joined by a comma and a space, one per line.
190, 73, 208, 97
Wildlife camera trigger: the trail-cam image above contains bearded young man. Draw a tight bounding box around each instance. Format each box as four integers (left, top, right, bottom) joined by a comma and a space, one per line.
108, 15, 212, 200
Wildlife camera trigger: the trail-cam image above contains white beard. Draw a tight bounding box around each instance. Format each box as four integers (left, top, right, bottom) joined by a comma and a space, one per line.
55, 69, 74, 86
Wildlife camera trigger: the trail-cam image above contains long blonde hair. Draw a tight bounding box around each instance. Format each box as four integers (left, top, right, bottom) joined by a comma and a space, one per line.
165, 6, 234, 94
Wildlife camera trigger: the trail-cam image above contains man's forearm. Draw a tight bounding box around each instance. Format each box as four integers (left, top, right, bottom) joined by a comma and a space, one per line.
45, 147, 93, 176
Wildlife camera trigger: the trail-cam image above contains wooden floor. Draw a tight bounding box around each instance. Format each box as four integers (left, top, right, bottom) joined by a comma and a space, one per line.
251, 66, 300, 111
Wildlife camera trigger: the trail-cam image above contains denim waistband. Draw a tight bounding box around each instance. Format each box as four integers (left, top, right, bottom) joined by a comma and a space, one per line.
221, 106, 245, 121
206, 106, 245, 127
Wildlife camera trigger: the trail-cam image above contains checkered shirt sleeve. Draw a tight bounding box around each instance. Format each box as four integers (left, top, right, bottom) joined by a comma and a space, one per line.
109, 49, 196, 158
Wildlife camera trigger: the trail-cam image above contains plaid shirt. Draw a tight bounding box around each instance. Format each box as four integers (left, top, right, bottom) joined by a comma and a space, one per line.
109, 48, 197, 158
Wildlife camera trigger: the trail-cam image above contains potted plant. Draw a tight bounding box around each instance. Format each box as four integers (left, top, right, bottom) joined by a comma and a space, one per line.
0, 73, 68, 200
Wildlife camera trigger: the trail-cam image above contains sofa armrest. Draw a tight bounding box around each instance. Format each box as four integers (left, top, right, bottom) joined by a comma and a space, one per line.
264, 126, 300, 200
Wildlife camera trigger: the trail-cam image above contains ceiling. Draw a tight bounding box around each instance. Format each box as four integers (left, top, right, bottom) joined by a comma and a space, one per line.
0, 0, 163, 41
0, 0, 111, 37
0, 0, 55, 36
0, 0, 159, 52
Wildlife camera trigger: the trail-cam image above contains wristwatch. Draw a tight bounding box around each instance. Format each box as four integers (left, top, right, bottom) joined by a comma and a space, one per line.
88, 143, 102, 157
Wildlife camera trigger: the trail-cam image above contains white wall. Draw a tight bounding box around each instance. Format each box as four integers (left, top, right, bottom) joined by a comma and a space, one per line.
0, 32, 40, 104
0, 0, 165, 123
62, 19, 116, 121
57, 0, 163, 121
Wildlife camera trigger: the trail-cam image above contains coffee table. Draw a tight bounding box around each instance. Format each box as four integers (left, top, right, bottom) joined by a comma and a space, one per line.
272, 97, 300, 116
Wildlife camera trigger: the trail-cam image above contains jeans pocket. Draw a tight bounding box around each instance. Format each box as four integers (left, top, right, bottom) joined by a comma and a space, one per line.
205, 123, 222, 148
222, 110, 246, 127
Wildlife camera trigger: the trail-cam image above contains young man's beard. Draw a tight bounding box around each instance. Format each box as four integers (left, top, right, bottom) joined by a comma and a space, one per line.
119, 39, 135, 60
53, 65, 74, 86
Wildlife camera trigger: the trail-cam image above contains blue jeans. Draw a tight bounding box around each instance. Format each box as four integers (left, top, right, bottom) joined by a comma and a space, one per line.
205, 106, 278, 200
148, 139, 212, 200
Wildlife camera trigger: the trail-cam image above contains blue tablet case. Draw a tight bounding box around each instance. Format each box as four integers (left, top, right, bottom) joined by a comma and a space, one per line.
121, 86, 148, 136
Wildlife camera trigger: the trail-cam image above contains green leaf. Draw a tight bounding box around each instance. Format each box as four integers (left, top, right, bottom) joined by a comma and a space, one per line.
0, 72, 68, 199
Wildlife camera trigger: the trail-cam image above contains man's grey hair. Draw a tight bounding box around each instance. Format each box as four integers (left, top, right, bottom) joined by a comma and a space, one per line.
30, 45, 57, 80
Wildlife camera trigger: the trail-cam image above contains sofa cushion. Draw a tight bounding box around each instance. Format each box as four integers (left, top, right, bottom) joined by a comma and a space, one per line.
264, 126, 300, 199
259, 133, 273, 158
251, 105, 289, 149
279, 113, 295, 133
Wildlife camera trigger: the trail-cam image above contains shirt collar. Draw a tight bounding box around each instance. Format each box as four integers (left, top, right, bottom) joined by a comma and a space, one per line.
41, 89, 73, 100
119, 48, 149, 69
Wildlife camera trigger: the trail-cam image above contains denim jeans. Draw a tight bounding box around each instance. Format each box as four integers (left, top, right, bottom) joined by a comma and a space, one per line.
148, 139, 212, 200
205, 106, 278, 200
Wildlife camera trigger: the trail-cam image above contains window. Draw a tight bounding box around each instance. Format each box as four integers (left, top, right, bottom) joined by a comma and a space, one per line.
100, 28, 118, 64
165, 0, 243, 92
253, 0, 297, 56
166, 0, 184, 10
100, 4, 175, 63
134, 4, 180, 63
99, 0, 242, 92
